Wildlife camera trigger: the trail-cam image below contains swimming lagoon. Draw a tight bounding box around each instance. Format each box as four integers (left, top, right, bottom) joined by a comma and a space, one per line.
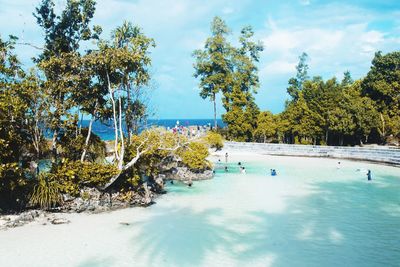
0, 153, 399, 267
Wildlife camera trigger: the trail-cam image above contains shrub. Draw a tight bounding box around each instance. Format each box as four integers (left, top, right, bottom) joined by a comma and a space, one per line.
0, 163, 31, 212
30, 173, 62, 210
59, 128, 106, 162
204, 131, 224, 151
53, 160, 119, 196
181, 142, 210, 171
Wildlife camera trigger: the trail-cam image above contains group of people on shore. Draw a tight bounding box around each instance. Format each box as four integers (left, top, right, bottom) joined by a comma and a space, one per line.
167, 120, 211, 138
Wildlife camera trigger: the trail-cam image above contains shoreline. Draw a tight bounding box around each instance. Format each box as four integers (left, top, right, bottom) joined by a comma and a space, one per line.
2, 144, 399, 230
224, 142, 400, 167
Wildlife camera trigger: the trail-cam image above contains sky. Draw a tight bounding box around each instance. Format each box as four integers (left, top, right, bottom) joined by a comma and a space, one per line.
0, 0, 399, 119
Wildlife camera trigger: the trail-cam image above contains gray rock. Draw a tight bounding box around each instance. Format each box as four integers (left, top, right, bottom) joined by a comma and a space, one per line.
51, 218, 70, 225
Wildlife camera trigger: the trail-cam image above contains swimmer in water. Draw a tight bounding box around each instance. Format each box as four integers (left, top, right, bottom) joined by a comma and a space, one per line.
225, 166, 228, 172
337, 161, 341, 169
241, 167, 246, 174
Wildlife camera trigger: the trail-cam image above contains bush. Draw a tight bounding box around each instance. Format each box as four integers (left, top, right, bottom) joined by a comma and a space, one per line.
52, 160, 119, 196
59, 128, 106, 162
30, 173, 62, 210
0, 163, 31, 212
181, 142, 210, 171
204, 131, 224, 151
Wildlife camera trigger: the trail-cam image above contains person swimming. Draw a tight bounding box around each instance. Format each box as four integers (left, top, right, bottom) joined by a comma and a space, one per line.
224, 166, 228, 172
241, 167, 246, 174
238, 162, 242, 166
271, 169, 277, 176
367, 170, 372, 181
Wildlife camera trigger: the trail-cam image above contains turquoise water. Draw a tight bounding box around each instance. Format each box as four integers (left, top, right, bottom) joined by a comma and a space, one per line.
1, 156, 399, 267
124, 158, 400, 267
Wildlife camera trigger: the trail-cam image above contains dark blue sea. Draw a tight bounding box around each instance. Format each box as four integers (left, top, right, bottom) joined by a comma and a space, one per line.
80, 119, 224, 140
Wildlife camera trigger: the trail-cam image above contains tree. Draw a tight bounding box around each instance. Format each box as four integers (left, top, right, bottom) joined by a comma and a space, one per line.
193, 16, 232, 129
287, 52, 309, 101
34, 0, 101, 164
0, 35, 33, 211
254, 111, 276, 143
362, 51, 400, 139
222, 26, 263, 141
345, 80, 379, 144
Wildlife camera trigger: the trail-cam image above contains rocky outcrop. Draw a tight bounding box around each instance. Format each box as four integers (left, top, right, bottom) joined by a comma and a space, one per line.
61, 186, 157, 213
0, 210, 70, 230
165, 167, 214, 182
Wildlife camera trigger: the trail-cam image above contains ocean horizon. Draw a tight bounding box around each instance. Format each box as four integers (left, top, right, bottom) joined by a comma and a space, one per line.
78, 119, 225, 140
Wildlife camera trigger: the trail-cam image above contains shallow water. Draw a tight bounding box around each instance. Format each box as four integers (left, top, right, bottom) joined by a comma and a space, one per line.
1, 156, 399, 267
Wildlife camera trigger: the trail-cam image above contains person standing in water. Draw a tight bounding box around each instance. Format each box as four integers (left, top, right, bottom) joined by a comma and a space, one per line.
367, 170, 372, 181
225, 152, 228, 163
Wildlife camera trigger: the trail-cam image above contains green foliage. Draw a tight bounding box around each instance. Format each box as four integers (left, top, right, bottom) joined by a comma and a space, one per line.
52, 160, 119, 196
193, 16, 232, 129
254, 111, 277, 143
30, 173, 62, 210
204, 131, 224, 150
59, 125, 106, 162
181, 142, 210, 171
0, 163, 31, 212
34, 0, 100, 61
287, 52, 309, 101
362, 51, 400, 138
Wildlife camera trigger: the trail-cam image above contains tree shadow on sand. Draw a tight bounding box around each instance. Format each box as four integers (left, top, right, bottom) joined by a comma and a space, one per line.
126, 207, 239, 266
234, 179, 400, 267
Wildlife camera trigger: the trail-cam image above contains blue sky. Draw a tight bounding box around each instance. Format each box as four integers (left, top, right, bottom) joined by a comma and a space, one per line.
0, 0, 399, 119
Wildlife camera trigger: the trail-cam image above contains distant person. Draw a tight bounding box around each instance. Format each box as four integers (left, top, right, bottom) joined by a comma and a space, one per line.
225, 152, 228, 163
238, 162, 242, 166
241, 167, 246, 174
367, 170, 372, 181
271, 169, 277, 176
218, 159, 221, 163
224, 166, 228, 172
337, 161, 341, 169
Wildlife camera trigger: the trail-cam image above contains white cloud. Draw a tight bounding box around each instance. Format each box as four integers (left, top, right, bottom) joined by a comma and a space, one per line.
259, 17, 396, 79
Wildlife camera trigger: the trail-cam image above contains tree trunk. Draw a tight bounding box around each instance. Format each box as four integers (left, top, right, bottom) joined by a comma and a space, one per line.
80, 116, 94, 162
126, 83, 132, 144
79, 111, 83, 135
107, 71, 119, 162
51, 129, 58, 164
213, 92, 217, 130
118, 95, 125, 170
325, 130, 329, 145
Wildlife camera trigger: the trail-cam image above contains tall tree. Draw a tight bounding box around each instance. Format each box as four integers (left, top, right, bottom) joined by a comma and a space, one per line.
222, 26, 263, 141
193, 16, 232, 129
287, 52, 309, 101
362, 51, 400, 140
33, 0, 101, 163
